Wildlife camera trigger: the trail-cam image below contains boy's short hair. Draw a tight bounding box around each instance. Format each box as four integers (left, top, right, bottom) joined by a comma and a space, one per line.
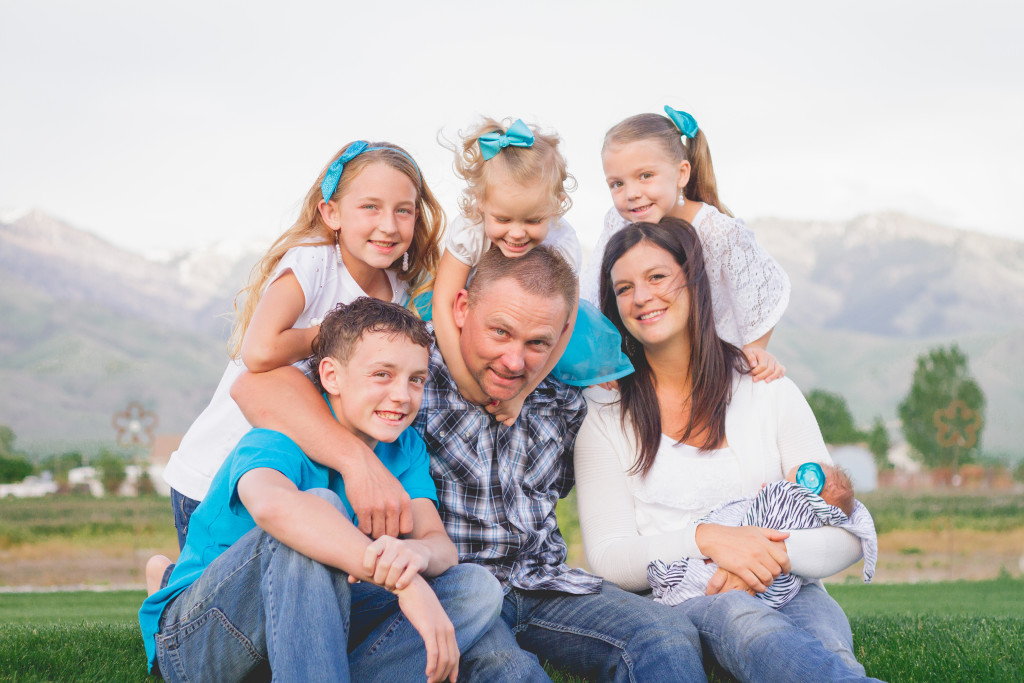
822, 464, 855, 517
311, 297, 431, 393
467, 246, 577, 320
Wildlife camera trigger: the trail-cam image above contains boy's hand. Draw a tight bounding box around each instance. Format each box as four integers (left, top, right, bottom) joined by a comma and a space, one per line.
395, 576, 460, 683
354, 536, 430, 591
485, 395, 525, 426
743, 345, 785, 383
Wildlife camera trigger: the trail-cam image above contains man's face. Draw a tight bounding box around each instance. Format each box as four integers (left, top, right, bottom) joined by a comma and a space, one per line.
453, 280, 569, 402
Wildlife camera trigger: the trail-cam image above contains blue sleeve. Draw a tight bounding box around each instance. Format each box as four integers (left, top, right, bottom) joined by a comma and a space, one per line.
393, 429, 438, 504
226, 429, 311, 515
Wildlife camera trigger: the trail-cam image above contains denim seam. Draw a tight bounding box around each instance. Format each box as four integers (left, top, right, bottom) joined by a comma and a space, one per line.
363, 612, 407, 656
175, 544, 267, 623
525, 617, 636, 681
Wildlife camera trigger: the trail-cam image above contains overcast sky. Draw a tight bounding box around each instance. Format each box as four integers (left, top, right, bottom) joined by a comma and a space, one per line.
2, 0, 1021, 256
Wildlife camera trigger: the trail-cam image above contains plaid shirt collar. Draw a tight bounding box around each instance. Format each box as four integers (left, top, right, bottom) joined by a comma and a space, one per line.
413, 332, 600, 594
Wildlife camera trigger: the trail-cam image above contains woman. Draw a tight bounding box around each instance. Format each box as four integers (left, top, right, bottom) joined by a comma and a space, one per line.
574, 219, 873, 681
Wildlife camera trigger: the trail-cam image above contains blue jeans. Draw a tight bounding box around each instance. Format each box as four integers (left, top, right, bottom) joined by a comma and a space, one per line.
675, 587, 880, 682
458, 581, 705, 682
170, 488, 200, 550
154, 488, 503, 682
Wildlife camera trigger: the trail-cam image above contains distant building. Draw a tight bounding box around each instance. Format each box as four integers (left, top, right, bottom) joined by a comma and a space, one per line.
828, 444, 878, 492
0, 472, 59, 498
68, 466, 104, 497
146, 434, 182, 497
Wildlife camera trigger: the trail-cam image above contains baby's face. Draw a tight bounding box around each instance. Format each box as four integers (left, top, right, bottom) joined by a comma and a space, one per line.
785, 466, 800, 484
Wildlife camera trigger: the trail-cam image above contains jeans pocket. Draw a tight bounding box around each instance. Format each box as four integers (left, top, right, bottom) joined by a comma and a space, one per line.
156, 607, 266, 682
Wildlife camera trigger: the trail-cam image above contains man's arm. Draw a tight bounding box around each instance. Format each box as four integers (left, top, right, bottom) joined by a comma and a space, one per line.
231, 366, 412, 538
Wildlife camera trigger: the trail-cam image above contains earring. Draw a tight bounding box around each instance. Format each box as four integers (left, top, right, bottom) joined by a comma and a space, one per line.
335, 232, 343, 265
678, 188, 686, 208
402, 252, 410, 272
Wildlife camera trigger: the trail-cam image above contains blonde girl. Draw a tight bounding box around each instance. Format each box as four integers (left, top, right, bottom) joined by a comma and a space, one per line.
582, 107, 789, 382
162, 141, 444, 546
428, 118, 631, 424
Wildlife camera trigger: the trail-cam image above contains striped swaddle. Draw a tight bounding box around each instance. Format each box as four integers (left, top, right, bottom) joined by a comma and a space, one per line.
648, 481, 877, 608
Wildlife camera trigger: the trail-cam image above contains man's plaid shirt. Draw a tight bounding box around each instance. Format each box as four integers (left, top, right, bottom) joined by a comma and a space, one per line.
413, 335, 602, 594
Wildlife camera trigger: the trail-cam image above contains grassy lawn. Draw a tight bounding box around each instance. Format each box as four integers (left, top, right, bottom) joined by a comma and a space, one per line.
1, 578, 1023, 681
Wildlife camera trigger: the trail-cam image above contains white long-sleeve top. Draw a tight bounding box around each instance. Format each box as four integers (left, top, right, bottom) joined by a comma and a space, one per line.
579, 204, 790, 347
573, 374, 863, 592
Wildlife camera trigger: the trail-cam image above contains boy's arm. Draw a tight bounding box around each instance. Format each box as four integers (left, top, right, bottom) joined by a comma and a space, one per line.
231, 366, 413, 538
432, 251, 490, 406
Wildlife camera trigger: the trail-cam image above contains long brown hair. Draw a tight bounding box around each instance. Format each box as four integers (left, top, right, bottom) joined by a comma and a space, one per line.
603, 113, 732, 218
599, 218, 747, 476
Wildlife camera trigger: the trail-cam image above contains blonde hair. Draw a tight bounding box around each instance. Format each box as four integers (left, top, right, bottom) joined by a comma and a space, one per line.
227, 141, 445, 358
451, 117, 575, 224
603, 113, 732, 217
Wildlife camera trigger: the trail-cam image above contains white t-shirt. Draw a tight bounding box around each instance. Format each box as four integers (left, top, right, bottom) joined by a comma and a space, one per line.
162, 244, 408, 501
446, 215, 582, 274
580, 204, 790, 347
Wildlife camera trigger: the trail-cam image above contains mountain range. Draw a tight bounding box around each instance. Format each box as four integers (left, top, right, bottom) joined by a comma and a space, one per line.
1, 209, 1021, 459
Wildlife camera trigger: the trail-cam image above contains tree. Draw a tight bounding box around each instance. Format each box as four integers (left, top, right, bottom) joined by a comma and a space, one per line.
866, 416, 892, 470
94, 450, 127, 496
898, 344, 985, 469
39, 451, 84, 485
805, 390, 863, 445
0, 425, 34, 484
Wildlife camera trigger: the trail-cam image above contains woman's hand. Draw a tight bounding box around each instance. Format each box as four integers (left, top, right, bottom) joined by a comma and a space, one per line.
395, 575, 460, 683
706, 567, 756, 596
695, 523, 790, 593
743, 344, 785, 383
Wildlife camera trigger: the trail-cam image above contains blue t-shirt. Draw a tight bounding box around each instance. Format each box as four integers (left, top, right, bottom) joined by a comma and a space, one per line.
139, 424, 436, 671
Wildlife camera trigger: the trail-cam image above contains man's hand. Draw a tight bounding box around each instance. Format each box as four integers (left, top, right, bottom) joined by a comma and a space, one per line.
706, 567, 757, 596
695, 523, 790, 593
339, 455, 412, 539
353, 536, 431, 591
395, 576, 460, 683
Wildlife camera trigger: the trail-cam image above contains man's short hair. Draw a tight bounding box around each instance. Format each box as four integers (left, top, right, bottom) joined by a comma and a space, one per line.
311, 297, 431, 392
467, 246, 577, 320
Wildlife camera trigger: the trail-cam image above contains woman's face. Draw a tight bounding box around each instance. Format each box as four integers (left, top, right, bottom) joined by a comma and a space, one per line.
610, 240, 690, 350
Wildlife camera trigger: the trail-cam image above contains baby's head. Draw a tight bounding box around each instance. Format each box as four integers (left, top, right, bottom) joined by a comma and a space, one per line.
453, 117, 574, 258
313, 297, 431, 447
786, 463, 855, 516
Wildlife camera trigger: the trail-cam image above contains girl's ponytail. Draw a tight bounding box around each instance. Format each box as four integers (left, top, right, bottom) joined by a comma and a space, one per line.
684, 130, 732, 218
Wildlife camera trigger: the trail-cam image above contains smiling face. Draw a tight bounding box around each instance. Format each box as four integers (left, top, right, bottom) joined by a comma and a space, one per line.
320, 331, 429, 448
453, 279, 568, 401
329, 162, 418, 275
602, 139, 690, 224
610, 240, 691, 352
478, 166, 557, 258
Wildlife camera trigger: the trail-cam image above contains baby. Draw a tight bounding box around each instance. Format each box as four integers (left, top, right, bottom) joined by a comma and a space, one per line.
648, 463, 877, 609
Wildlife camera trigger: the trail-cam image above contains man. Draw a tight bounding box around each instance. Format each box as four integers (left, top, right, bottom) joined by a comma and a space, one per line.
233, 249, 706, 680
142, 299, 501, 682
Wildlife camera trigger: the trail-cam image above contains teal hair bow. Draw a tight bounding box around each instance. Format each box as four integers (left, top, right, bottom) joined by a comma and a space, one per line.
664, 105, 699, 139
795, 462, 826, 495
478, 119, 535, 161
320, 141, 422, 202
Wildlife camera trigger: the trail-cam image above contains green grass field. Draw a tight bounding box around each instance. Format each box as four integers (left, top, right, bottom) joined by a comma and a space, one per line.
1, 578, 1022, 681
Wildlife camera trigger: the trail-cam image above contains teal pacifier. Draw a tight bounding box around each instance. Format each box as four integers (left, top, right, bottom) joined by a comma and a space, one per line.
795, 462, 826, 495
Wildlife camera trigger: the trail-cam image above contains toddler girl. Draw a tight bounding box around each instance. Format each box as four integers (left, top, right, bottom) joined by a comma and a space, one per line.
582, 106, 789, 382
428, 118, 632, 424
161, 140, 444, 546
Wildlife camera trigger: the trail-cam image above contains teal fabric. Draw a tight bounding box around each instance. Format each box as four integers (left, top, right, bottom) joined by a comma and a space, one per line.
139, 418, 435, 671
478, 119, 535, 161
664, 105, 699, 139
553, 300, 634, 387
413, 290, 434, 322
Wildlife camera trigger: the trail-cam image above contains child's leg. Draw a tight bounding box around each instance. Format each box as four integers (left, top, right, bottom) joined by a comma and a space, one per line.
170, 488, 200, 550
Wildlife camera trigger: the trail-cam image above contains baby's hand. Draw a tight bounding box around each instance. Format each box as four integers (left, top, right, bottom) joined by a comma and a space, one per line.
485, 395, 525, 426
743, 345, 785, 383
706, 568, 757, 597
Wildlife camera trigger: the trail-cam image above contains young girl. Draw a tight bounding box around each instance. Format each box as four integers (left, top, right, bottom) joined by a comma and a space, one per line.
581, 106, 789, 382
161, 140, 444, 547
428, 118, 632, 424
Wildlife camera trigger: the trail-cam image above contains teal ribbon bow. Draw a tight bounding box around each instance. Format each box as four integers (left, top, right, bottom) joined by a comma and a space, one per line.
664, 105, 699, 139
320, 142, 422, 202
478, 119, 535, 161
795, 462, 826, 495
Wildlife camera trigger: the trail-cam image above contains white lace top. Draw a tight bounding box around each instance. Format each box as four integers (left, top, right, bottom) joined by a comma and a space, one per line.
580, 204, 791, 347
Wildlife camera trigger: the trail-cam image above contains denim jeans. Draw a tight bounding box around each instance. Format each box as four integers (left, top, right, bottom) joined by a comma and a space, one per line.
458, 581, 705, 682
170, 488, 200, 550
154, 488, 502, 682
675, 587, 881, 682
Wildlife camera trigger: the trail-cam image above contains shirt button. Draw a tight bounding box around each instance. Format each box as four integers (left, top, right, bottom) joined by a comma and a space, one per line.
439, 431, 446, 438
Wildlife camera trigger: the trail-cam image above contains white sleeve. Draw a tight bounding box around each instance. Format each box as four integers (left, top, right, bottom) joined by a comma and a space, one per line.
543, 217, 582, 274
271, 245, 331, 311
579, 208, 627, 308
702, 212, 791, 345
573, 395, 702, 591
786, 527, 864, 577
444, 216, 488, 268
